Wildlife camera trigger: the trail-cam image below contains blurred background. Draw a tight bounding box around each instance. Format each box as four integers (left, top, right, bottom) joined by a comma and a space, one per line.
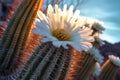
79, 0, 120, 43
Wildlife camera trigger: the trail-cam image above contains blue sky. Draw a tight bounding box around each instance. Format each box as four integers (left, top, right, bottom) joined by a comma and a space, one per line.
78, 0, 120, 43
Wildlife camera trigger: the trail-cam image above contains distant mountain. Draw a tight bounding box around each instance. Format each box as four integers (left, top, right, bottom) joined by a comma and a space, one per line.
99, 41, 120, 60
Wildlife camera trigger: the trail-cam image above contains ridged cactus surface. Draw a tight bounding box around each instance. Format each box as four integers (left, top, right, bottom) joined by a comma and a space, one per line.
17, 43, 99, 80
65, 50, 96, 80
17, 42, 71, 80
0, 0, 42, 79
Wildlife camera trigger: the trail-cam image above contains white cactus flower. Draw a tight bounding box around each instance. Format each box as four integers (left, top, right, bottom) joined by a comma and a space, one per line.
95, 36, 105, 46
93, 62, 101, 76
91, 20, 105, 33
81, 17, 105, 33
33, 4, 95, 51
109, 55, 120, 67
87, 47, 104, 63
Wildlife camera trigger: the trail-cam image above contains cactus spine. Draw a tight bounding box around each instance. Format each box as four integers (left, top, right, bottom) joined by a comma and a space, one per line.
0, 0, 42, 79
16, 42, 71, 80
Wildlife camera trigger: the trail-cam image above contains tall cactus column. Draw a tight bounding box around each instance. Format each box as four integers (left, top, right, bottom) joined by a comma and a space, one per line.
0, 0, 42, 79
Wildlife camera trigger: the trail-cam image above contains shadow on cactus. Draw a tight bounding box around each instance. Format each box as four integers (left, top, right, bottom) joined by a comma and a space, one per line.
0, 0, 43, 79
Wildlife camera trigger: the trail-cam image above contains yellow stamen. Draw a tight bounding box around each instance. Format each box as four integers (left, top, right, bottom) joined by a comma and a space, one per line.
52, 29, 71, 41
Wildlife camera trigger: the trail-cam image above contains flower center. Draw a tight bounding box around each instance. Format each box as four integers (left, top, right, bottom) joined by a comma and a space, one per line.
52, 29, 71, 41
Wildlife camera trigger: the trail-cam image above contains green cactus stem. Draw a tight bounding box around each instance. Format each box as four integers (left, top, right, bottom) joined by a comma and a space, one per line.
16, 42, 71, 80
65, 50, 96, 80
0, 0, 42, 79
100, 59, 119, 80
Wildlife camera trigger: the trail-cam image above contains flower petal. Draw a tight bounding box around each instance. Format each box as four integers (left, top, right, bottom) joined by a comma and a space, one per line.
81, 42, 92, 48
33, 20, 50, 36
37, 10, 48, 23
52, 41, 63, 48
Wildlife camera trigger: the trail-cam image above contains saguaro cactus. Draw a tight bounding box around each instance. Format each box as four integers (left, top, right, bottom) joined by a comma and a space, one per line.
0, 0, 42, 79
